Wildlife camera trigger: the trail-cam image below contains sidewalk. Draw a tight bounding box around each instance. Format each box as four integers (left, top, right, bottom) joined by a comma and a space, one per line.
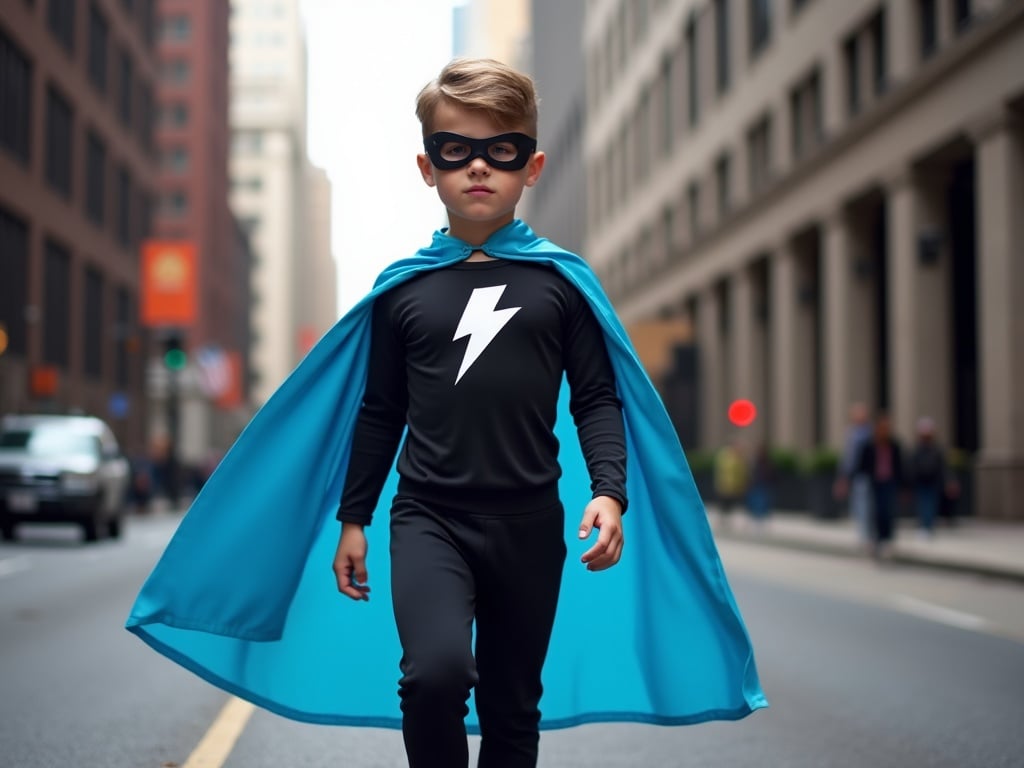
709, 507, 1024, 583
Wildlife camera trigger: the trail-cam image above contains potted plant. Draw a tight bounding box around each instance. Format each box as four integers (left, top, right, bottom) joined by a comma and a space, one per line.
768, 447, 804, 511
802, 447, 843, 519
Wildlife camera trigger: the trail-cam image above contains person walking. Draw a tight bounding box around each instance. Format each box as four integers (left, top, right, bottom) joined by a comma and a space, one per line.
834, 402, 873, 548
856, 412, 905, 559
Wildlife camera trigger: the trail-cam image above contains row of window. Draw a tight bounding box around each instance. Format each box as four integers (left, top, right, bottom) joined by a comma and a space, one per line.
589, 0, 978, 287
0, 205, 136, 385
46, 0, 155, 55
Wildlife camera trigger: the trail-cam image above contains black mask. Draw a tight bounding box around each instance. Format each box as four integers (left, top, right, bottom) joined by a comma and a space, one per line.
423, 132, 538, 171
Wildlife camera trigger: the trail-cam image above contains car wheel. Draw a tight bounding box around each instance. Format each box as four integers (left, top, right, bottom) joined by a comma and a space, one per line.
82, 516, 104, 542
107, 514, 123, 539
0, 523, 15, 542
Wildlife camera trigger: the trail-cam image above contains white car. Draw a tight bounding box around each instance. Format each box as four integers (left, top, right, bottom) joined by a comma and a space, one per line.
0, 414, 130, 542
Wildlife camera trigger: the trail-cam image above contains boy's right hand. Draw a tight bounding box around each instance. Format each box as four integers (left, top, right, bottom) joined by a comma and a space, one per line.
333, 523, 370, 601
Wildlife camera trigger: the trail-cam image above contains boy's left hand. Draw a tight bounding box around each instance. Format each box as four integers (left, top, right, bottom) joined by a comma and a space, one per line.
578, 495, 624, 571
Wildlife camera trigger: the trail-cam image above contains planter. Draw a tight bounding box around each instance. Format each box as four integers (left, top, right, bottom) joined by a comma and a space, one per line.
805, 472, 844, 519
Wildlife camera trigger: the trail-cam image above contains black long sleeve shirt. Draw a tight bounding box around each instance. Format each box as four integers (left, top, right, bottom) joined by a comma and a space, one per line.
337, 259, 627, 525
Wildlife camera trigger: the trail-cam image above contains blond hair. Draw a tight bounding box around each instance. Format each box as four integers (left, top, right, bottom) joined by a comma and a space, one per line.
415, 58, 539, 137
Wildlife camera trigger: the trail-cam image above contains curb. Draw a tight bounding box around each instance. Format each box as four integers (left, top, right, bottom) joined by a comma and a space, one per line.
717, 529, 1024, 585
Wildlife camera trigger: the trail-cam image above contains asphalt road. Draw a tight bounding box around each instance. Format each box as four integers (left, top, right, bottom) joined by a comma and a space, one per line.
1, 514, 1022, 768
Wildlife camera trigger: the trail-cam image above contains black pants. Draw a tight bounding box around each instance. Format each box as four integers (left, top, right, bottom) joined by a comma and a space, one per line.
389, 495, 566, 768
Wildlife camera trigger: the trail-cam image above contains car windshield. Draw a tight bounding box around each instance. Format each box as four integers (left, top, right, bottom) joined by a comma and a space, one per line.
0, 428, 101, 459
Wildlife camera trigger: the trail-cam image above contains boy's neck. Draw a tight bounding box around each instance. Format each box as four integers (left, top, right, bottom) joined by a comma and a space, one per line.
446, 214, 515, 254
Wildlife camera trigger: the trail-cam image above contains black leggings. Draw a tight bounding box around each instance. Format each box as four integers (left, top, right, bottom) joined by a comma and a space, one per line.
389, 495, 566, 768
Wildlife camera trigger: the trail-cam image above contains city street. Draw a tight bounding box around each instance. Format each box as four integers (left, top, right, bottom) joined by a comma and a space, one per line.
1, 512, 1022, 767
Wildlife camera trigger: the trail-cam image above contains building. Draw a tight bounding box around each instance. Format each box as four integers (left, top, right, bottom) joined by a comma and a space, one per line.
453, 0, 531, 66
0, 0, 160, 454
297, 163, 337, 355
521, 0, 587, 255
151, 0, 252, 463
229, 0, 313, 405
583, 0, 1024, 518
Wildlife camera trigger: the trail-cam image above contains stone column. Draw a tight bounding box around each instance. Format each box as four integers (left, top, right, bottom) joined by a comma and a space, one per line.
822, 209, 852, 447
913, 166, 954, 437
770, 242, 798, 450
731, 264, 765, 443
696, 284, 724, 451
974, 109, 1024, 518
886, 0, 915, 86
886, 168, 918, 443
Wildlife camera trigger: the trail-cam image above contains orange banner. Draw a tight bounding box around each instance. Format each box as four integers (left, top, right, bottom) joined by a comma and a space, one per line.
215, 351, 244, 410
141, 241, 197, 327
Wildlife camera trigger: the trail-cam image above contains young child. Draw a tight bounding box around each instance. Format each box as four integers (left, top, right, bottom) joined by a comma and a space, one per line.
332, 58, 626, 766
126, 57, 765, 764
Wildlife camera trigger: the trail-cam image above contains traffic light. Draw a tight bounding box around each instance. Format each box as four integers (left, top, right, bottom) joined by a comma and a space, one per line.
163, 334, 187, 371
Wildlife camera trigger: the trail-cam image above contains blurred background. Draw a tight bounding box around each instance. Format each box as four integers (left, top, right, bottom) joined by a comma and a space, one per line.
0, 0, 1021, 520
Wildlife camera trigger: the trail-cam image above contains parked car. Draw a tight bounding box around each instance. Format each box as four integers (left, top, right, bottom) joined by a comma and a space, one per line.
0, 414, 130, 542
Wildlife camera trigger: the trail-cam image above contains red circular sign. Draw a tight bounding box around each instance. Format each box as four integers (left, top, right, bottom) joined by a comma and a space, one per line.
728, 399, 757, 427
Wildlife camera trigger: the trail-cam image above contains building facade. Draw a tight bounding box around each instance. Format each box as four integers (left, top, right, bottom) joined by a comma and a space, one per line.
584, 0, 1024, 518
521, 0, 587, 255
228, 0, 311, 405
151, 0, 252, 462
0, 0, 159, 454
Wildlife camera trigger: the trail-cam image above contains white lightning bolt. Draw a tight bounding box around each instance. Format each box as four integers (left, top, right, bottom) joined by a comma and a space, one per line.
452, 285, 521, 384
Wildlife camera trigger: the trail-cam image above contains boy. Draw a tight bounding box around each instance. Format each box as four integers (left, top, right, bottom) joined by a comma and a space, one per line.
125, 57, 765, 761
332, 58, 627, 766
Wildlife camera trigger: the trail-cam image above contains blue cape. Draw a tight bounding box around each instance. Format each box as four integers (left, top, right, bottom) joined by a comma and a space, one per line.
126, 219, 767, 730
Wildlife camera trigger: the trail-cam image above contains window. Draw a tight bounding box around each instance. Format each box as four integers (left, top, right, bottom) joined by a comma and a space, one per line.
160, 190, 188, 216
687, 181, 701, 240
118, 48, 133, 127
686, 16, 699, 127
790, 68, 823, 161
162, 59, 190, 84
158, 102, 189, 127
43, 238, 71, 368
115, 166, 131, 247
660, 55, 674, 155
85, 130, 106, 226
88, 3, 109, 95
869, 10, 887, 96
115, 288, 132, 387
919, 0, 938, 59
715, 152, 732, 218
45, 85, 73, 199
84, 267, 104, 378
162, 145, 189, 172
0, 207, 29, 357
136, 188, 153, 246
140, 0, 156, 46
844, 34, 860, 117
138, 81, 154, 151
714, 0, 730, 94
47, 0, 76, 54
0, 29, 32, 165
954, 0, 972, 32
160, 15, 192, 41
747, 113, 772, 195
749, 0, 772, 57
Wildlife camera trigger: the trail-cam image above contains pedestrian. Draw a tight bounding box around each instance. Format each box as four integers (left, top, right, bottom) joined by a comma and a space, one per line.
833, 402, 873, 547
713, 438, 749, 529
125, 57, 766, 760
745, 442, 774, 531
908, 417, 952, 538
856, 412, 905, 559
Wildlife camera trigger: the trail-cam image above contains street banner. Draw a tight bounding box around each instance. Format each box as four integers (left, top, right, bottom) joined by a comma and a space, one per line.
141, 241, 197, 327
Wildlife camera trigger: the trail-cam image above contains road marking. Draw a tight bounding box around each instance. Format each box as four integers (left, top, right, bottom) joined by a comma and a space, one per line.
0, 556, 32, 579
891, 594, 989, 632
182, 696, 255, 768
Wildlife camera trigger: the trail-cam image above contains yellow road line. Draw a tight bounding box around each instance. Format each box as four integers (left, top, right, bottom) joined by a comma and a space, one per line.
181, 696, 255, 768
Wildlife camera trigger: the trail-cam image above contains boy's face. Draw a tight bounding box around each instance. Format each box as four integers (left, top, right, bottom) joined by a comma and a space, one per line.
417, 101, 545, 244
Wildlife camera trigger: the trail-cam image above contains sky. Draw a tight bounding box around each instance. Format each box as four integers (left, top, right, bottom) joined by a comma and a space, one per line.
301, 0, 460, 314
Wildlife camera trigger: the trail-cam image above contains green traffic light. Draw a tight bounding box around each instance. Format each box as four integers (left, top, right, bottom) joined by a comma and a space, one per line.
164, 349, 187, 370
